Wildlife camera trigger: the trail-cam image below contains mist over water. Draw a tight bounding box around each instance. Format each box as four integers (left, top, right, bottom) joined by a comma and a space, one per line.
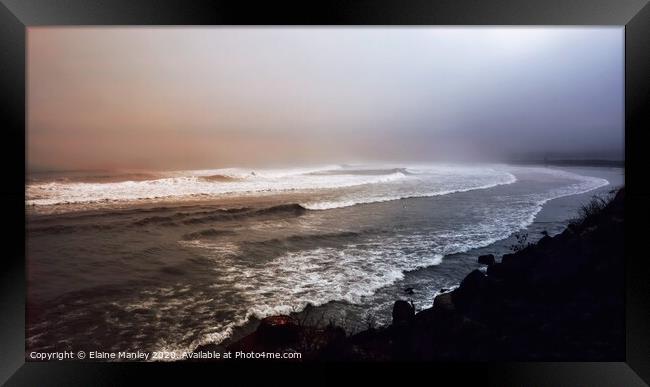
28, 28, 623, 171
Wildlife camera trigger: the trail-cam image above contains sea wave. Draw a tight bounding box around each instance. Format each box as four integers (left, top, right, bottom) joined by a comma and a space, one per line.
28, 164, 523, 215
302, 172, 517, 210
26, 169, 408, 209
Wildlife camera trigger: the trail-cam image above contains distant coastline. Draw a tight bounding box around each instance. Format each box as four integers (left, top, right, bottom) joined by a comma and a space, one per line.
508, 159, 624, 168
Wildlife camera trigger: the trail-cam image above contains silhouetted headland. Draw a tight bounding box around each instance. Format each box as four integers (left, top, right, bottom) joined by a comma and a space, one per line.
510, 159, 624, 168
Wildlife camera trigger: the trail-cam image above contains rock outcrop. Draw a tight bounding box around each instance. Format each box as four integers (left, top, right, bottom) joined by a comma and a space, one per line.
478, 254, 495, 266
392, 300, 415, 324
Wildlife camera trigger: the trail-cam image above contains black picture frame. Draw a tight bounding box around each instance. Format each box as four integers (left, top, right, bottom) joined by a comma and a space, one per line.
1, 0, 649, 384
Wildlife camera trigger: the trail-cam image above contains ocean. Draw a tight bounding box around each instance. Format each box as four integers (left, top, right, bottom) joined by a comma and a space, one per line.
25, 163, 623, 358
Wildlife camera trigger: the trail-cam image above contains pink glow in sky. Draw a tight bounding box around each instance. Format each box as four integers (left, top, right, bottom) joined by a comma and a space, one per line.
28, 27, 623, 171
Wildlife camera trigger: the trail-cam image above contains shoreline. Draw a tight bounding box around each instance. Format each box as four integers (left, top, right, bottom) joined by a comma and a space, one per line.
214, 187, 625, 361
191, 170, 621, 353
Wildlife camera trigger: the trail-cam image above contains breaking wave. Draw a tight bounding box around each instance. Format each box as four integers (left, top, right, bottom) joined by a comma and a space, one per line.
26, 164, 518, 213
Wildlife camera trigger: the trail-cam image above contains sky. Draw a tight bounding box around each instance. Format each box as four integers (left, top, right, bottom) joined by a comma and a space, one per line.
27, 27, 624, 171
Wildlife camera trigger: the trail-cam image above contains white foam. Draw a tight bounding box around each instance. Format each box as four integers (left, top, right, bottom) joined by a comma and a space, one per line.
302, 170, 517, 210
503, 166, 610, 231
168, 238, 445, 352
26, 164, 522, 211
180, 165, 344, 179
26, 168, 408, 208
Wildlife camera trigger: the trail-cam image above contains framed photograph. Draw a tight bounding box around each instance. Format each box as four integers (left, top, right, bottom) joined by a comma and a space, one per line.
2, 0, 649, 384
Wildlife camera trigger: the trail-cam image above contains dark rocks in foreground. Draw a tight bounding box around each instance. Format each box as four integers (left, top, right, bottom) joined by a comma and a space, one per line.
478, 254, 495, 266
257, 315, 300, 345
222, 189, 625, 361
392, 300, 415, 324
